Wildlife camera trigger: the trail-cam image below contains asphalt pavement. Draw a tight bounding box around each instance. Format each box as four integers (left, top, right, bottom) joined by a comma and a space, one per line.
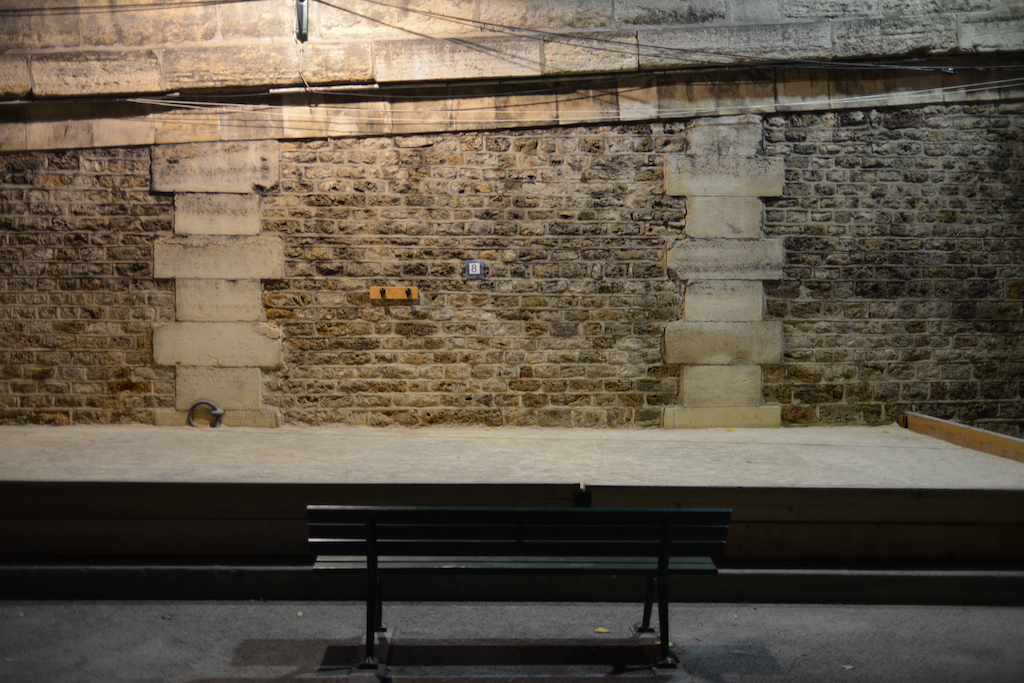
2, 599, 1022, 683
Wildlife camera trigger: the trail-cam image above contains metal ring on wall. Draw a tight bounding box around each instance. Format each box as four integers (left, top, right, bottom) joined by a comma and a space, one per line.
186, 400, 225, 428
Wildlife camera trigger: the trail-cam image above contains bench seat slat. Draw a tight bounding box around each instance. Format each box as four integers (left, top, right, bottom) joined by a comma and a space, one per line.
309, 539, 728, 558
307, 506, 732, 527
313, 555, 719, 574
307, 523, 731, 543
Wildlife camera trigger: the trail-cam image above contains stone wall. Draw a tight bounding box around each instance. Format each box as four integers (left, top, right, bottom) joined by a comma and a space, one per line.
763, 103, 1024, 437
0, 148, 174, 424
260, 126, 686, 427
1, 101, 1022, 433
3, 1, 1020, 99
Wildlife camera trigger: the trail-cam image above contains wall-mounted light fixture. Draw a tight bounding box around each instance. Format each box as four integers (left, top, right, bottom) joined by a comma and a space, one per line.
296, 0, 309, 42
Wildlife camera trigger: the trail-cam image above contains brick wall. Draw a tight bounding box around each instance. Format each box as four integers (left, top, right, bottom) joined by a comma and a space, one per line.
0, 148, 175, 424
261, 126, 688, 427
763, 103, 1024, 437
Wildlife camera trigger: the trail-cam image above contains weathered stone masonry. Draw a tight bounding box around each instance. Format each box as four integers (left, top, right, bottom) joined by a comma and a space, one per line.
260, 126, 687, 428
2, 101, 1021, 433
763, 104, 1024, 436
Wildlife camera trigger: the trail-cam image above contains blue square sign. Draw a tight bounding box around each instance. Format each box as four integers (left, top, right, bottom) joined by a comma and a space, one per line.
466, 259, 485, 279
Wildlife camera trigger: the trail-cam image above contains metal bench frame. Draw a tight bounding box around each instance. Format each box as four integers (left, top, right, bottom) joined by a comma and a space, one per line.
308, 505, 731, 670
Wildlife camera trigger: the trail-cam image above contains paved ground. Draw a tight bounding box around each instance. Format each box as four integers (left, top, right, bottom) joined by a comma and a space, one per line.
2, 599, 1022, 682
3, 423, 1024, 488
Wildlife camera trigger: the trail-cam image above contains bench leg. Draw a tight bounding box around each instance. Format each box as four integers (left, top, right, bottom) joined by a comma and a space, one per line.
655, 566, 677, 669
636, 574, 656, 633
361, 574, 383, 667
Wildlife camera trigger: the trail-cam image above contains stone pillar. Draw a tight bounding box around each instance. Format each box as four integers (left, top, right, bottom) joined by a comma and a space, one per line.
151, 141, 284, 427
662, 116, 784, 428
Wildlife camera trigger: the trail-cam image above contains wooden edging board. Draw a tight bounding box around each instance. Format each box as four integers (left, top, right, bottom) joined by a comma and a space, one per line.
898, 412, 1024, 464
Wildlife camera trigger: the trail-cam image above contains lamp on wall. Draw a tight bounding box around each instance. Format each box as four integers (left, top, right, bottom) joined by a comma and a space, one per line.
296, 0, 309, 42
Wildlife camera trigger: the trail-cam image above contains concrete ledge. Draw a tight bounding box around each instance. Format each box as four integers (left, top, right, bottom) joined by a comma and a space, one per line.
681, 365, 763, 408
153, 322, 282, 368
155, 234, 284, 280
663, 405, 781, 429
668, 238, 784, 281
152, 141, 280, 194
154, 407, 281, 428
665, 321, 782, 365
666, 156, 784, 197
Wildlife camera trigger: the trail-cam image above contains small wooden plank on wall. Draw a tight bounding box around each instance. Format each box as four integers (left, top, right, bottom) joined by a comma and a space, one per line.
370, 286, 419, 301
899, 412, 1024, 463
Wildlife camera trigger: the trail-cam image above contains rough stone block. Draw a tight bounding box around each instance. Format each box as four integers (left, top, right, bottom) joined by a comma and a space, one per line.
682, 364, 763, 407
26, 104, 93, 151
639, 22, 832, 68
663, 405, 780, 428
481, 1, 614, 30
373, 36, 542, 83
153, 322, 282, 368
279, 97, 391, 139
31, 51, 163, 97
659, 76, 717, 118
0, 57, 31, 98
730, 0, 782, 22
781, 0, 877, 18
688, 115, 764, 156
776, 69, 831, 111
300, 43, 374, 84
219, 109, 284, 143
615, 1, 727, 25
665, 321, 782, 364
218, 0, 294, 39
686, 196, 763, 238
686, 280, 764, 321
174, 193, 261, 236
316, 0, 478, 38
152, 141, 280, 193
711, 72, 778, 116
832, 15, 958, 59
668, 238, 784, 281
154, 407, 281, 428
544, 33, 638, 75
618, 77, 659, 121
0, 123, 27, 153
80, 0, 216, 46
154, 109, 221, 145
959, 15, 1024, 53
666, 155, 784, 197
0, 0, 80, 49
175, 366, 262, 411
164, 46, 301, 91
155, 234, 284, 281
558, 89, 620, 125
176, 279, 263, 322
93, 111, 155, 148
495, 94, 560, 127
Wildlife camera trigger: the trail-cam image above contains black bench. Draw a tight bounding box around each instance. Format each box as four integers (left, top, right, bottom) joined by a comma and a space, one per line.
307, 505, 731, 671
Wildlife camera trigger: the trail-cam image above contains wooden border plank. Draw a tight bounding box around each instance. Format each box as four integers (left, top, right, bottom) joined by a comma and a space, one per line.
898, 412, 1024, 463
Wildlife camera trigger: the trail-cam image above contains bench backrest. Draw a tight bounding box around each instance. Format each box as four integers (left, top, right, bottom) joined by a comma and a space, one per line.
307, 506, 731, 559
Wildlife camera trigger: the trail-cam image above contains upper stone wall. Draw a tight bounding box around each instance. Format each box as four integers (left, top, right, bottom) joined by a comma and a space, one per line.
1, 0, 1021, 99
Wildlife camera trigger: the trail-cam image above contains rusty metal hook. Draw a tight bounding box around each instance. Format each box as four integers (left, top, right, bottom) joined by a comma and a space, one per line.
187, 399, 225, 428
